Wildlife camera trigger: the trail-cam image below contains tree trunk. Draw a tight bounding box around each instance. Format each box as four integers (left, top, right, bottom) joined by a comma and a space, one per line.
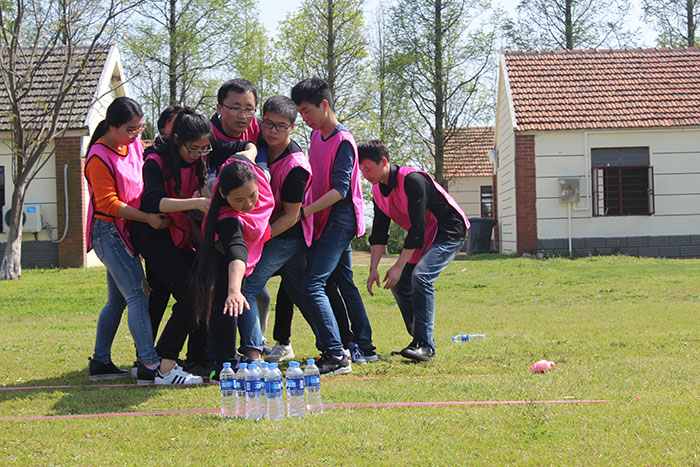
326, 0, 337, 103
433, 0, 445, 186
565, 0, 573, 49
168, 0, 178, 105
0, 180, 28, 280
688, 0, 696, 47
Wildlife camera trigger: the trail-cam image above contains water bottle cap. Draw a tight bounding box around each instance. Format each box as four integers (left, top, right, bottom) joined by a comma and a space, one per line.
306, 358, 315, 365
222, 362, 231, 368
289, 361, 299, 367
249, 361, 258, 368
261, 362, 269, 367
270, 363, 278, 368
239, 363, 248, 368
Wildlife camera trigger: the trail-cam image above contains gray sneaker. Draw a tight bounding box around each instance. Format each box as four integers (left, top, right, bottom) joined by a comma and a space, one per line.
264, 342, 294, 363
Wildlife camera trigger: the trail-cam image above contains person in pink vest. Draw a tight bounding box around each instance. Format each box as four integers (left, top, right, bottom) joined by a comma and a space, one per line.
358, 140, 469, 362
236, 95, 315, 363
84, 97, 170, 382
210, 78, 274, 353
291, 77, 376, 375
130, 109, 256, 384
191, 157, 274, 371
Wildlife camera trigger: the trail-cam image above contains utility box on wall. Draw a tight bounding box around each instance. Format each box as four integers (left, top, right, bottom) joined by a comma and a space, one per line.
558, 178, 580, 203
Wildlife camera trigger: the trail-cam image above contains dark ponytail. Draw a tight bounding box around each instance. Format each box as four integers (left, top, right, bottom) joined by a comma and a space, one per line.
191, 160, 257, 325
85, 97, 144, 157
162, 108, 210, 196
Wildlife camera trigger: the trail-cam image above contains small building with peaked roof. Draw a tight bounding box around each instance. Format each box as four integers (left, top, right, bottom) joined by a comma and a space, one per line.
0, 44, 128, 268
494, 47, 700, 257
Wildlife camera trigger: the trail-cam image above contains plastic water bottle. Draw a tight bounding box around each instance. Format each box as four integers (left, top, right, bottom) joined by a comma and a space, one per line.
245, 362, 263, 421
234, 363, 247, 419
304, 358, 323, 414
259, 361, 269, 419
265, 363, 285, 420
219, 362, 235, 418
452, 334, 486, 342
285, 361, 305, 418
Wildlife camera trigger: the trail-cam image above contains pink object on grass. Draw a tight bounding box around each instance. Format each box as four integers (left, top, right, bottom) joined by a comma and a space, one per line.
530, 360, 556, 373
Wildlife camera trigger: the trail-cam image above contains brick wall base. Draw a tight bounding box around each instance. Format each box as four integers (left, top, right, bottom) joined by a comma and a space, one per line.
538, 235, 700, 258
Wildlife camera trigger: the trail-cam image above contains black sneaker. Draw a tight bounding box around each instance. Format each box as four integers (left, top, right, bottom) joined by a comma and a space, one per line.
362, 348, 379, 362
400, 341, 435, 362
136, 362, 158, 385
88, 357, 129, 382
316, 351, 352, 375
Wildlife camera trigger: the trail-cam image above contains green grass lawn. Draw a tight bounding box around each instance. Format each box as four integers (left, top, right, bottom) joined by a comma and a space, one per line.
2, 253, 700, 465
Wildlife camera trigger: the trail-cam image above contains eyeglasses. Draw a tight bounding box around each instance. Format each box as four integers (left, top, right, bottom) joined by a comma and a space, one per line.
220, 103, 256, 117
183, 144, 212, 156
262, 119, 293, 132
124, 124, 146, 136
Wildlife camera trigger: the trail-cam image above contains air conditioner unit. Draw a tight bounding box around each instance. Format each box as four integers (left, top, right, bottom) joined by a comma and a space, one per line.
2, 204, 43, 233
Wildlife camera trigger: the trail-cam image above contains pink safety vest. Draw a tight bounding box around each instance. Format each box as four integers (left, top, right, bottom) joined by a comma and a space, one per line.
210, 116, 260, 144
85, 140, 144, 255
145, 153, 199, 251
308, 129, 365, 241
214, 158, 274, 277
372, 166, 470, 264
269, 151, 314, 247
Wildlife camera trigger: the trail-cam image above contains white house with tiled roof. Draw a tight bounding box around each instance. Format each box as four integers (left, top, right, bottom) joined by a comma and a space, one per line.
444, 126, 495, 219
494, 47, 700, 257
0, 45, 127, 268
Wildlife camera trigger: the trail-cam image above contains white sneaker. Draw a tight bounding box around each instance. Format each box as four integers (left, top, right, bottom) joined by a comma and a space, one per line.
264, 342, 294, 363
154, 363, 203, 385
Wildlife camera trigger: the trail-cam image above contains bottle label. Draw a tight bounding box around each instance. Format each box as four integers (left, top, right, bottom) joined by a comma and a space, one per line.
266, 379, 283, 395
304, 374, 320, 388
220, 379, 234, 391
286, 377, 304, 391
245, 380, 253, 393
234, 378, 244, 391
253, 379, 264, 392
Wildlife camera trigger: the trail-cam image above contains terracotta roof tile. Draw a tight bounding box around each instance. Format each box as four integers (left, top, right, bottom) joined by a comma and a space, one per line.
0, 45, 110, 131
444, 126, 494, 178
504, 47, 700, 131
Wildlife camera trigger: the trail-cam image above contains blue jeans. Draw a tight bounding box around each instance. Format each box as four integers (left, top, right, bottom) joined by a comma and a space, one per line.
91, 219, 159, 365
240, 237, 307, 353
391, 237, 465, 351
302, 211, 373, 355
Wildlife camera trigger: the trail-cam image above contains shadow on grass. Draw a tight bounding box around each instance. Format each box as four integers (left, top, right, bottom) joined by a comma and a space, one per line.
0, 369, 198, 416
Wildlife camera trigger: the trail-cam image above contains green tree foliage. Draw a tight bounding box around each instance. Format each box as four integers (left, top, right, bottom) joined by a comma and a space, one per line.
388, 0, 496, 186
276, 0, 369, 128
502, 0, 637, 50
120, 0, 243, 126
642, 0, 699, 47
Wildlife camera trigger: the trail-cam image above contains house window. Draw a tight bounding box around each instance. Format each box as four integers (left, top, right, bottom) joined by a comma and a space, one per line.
480, 185, 493, 218
591, 147, 654, 216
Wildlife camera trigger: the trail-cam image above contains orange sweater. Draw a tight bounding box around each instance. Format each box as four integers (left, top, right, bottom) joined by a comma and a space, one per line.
85, 138, 143, 223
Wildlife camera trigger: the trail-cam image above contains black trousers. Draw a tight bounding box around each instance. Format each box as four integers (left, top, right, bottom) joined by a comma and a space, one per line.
132, 232, 196, 361
208, 251, 239, 368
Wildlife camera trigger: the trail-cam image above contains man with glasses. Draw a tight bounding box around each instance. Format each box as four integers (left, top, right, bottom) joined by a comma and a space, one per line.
210, 78, 263, 147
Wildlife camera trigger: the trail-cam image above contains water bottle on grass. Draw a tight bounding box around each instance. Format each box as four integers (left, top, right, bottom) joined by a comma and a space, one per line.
285, 361, 305, 418
304, 358, 323, 414
219, 362, 235, 418
266, 363, 285, 420
452, 334, 486, 342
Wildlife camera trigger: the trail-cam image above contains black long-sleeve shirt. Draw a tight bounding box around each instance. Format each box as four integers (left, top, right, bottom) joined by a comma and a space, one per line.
269, 140, 310, 240
369, 164, 466, 250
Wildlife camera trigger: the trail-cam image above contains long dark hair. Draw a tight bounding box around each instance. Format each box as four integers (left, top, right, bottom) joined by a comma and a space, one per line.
85, 97, 143, 157
191, 160, 257, 325
161, 108, 209, 196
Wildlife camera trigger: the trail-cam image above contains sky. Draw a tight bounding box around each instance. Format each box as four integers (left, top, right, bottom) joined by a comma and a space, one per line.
258, 0, 658, 48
